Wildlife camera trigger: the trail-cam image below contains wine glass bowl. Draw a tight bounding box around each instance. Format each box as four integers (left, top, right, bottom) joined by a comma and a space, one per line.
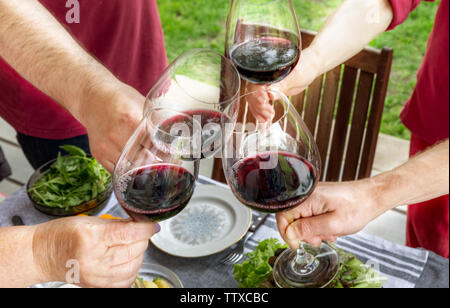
226, 0, 301, 84
113, 108, 200, 223
144, 49, 241, 159
222, 89, 320, 213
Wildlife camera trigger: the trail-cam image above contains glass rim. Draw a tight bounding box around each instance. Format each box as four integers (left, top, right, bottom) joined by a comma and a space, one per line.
146, 107, 201, 141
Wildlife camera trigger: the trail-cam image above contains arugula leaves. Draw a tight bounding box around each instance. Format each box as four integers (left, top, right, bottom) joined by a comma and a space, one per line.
28, 145, 111, 210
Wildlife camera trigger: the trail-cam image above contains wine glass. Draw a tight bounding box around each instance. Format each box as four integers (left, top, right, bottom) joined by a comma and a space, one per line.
144, 49, 241, 160
113, 107, 200, 222
221, 89, 339, 288
226, 0, 301, 84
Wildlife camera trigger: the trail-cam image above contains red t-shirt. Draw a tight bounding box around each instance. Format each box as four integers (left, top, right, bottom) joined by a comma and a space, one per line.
388, 0, 449, 145
0, 0, 167, 139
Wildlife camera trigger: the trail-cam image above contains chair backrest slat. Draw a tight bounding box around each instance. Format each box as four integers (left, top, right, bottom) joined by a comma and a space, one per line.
315, 66, 341, 175
291, 91, 305, 116
358, 48, 393, 179
303, 75, 324, 133
342, 70, 374, 181
325, 66, 359, 181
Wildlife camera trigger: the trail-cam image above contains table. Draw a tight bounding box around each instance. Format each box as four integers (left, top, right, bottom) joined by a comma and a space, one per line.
1, 176, 448, 288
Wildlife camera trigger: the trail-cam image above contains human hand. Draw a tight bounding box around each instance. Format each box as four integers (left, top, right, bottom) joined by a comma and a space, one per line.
246, 47, 321, 122
276, 180, 386, 249
79, 82, 145, 172
32, 216, 159, 288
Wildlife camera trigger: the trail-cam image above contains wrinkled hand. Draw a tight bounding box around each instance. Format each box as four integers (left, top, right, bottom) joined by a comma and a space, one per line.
276, 180, 383, 249
246, 47, 321, 122
32, 216, 159, 288
80, 83, 145, 172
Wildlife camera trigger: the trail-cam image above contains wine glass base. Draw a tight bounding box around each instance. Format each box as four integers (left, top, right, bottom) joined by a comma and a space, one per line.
273, 242, 339, 288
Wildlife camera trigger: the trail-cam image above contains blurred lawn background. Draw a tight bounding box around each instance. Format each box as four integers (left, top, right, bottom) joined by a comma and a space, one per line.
157, 0, 440, 140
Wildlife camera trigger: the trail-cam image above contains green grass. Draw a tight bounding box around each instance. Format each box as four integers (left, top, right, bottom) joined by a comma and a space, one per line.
157, 0, 440, 140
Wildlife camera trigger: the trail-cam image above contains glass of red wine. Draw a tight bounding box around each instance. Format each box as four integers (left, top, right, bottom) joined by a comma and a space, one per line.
113, 107, 200, 223
144, 49, 241, 160
221, 89, 339, 288
226, 0, 301, 84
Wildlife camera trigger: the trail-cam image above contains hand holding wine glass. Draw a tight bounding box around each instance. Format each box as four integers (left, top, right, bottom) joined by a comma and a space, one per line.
275, 180, 382, 249
222, 89, 339, 288
246, 47, 323, 121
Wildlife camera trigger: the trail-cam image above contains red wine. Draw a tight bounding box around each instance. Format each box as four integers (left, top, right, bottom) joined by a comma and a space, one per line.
157, 109, 223, 159
230, 37, 300, 84
116, 164, 195, 222
229, 152, 317, 213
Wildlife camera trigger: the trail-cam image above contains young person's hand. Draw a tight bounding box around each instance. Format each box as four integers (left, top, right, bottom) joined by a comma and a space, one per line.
276, 180, 381, 248
80, 83, 145, 172
246, 47, 322, 122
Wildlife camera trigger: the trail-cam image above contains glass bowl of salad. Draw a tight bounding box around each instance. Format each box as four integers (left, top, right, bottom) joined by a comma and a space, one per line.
26, 145, 112, 217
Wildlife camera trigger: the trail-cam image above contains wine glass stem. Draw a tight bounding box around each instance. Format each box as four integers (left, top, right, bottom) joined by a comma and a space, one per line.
292, 242, 319, 275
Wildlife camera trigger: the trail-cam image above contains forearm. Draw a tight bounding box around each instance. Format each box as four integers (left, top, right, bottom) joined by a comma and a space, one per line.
0, 0, 121, 122
308, 0, 393, 75
371, 139, 449, 213
0, 226, 44, 288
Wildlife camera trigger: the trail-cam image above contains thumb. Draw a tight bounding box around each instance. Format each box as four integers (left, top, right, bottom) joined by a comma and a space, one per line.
285, 213, 336, 246
107, 221, 161, 246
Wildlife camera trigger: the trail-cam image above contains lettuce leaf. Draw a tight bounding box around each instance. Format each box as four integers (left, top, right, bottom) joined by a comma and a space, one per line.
233, 239, 287, 288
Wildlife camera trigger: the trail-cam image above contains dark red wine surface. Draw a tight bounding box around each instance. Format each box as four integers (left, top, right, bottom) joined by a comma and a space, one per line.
229, 152, 316, 213
230, 37, 300, 84
116, 164, 195, 222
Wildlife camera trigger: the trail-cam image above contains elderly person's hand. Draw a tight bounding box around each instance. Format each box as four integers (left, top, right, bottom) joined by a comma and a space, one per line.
32, 216, 159, 288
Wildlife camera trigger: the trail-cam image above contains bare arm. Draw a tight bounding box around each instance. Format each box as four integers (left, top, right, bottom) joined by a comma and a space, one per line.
248, 0, 394, 117
0, 0, 115, 119
277, 139, 449, 248
0, 0, 145, 171
307, 0, 393, 74
284, 0, 393, 94
0, 226, 43, 288
373, 139, 449, 213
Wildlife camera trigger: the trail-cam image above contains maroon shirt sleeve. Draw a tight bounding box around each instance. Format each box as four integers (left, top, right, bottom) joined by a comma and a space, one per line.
387, 0, 435, 30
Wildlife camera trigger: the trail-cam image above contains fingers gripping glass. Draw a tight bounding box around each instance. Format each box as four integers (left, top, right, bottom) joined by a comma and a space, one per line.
221, 89, 339, 288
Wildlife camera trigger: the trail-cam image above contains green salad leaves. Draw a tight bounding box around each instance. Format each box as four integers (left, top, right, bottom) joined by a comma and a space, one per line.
233, 239, 387, 288
233, 239, 287, 288
28, 145, 111, 210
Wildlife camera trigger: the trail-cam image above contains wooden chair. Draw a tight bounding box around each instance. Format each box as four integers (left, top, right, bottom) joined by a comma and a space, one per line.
212, 29, 393, 183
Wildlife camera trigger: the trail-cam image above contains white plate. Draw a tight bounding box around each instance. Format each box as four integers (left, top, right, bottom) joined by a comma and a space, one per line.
151, 185, 252, 258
